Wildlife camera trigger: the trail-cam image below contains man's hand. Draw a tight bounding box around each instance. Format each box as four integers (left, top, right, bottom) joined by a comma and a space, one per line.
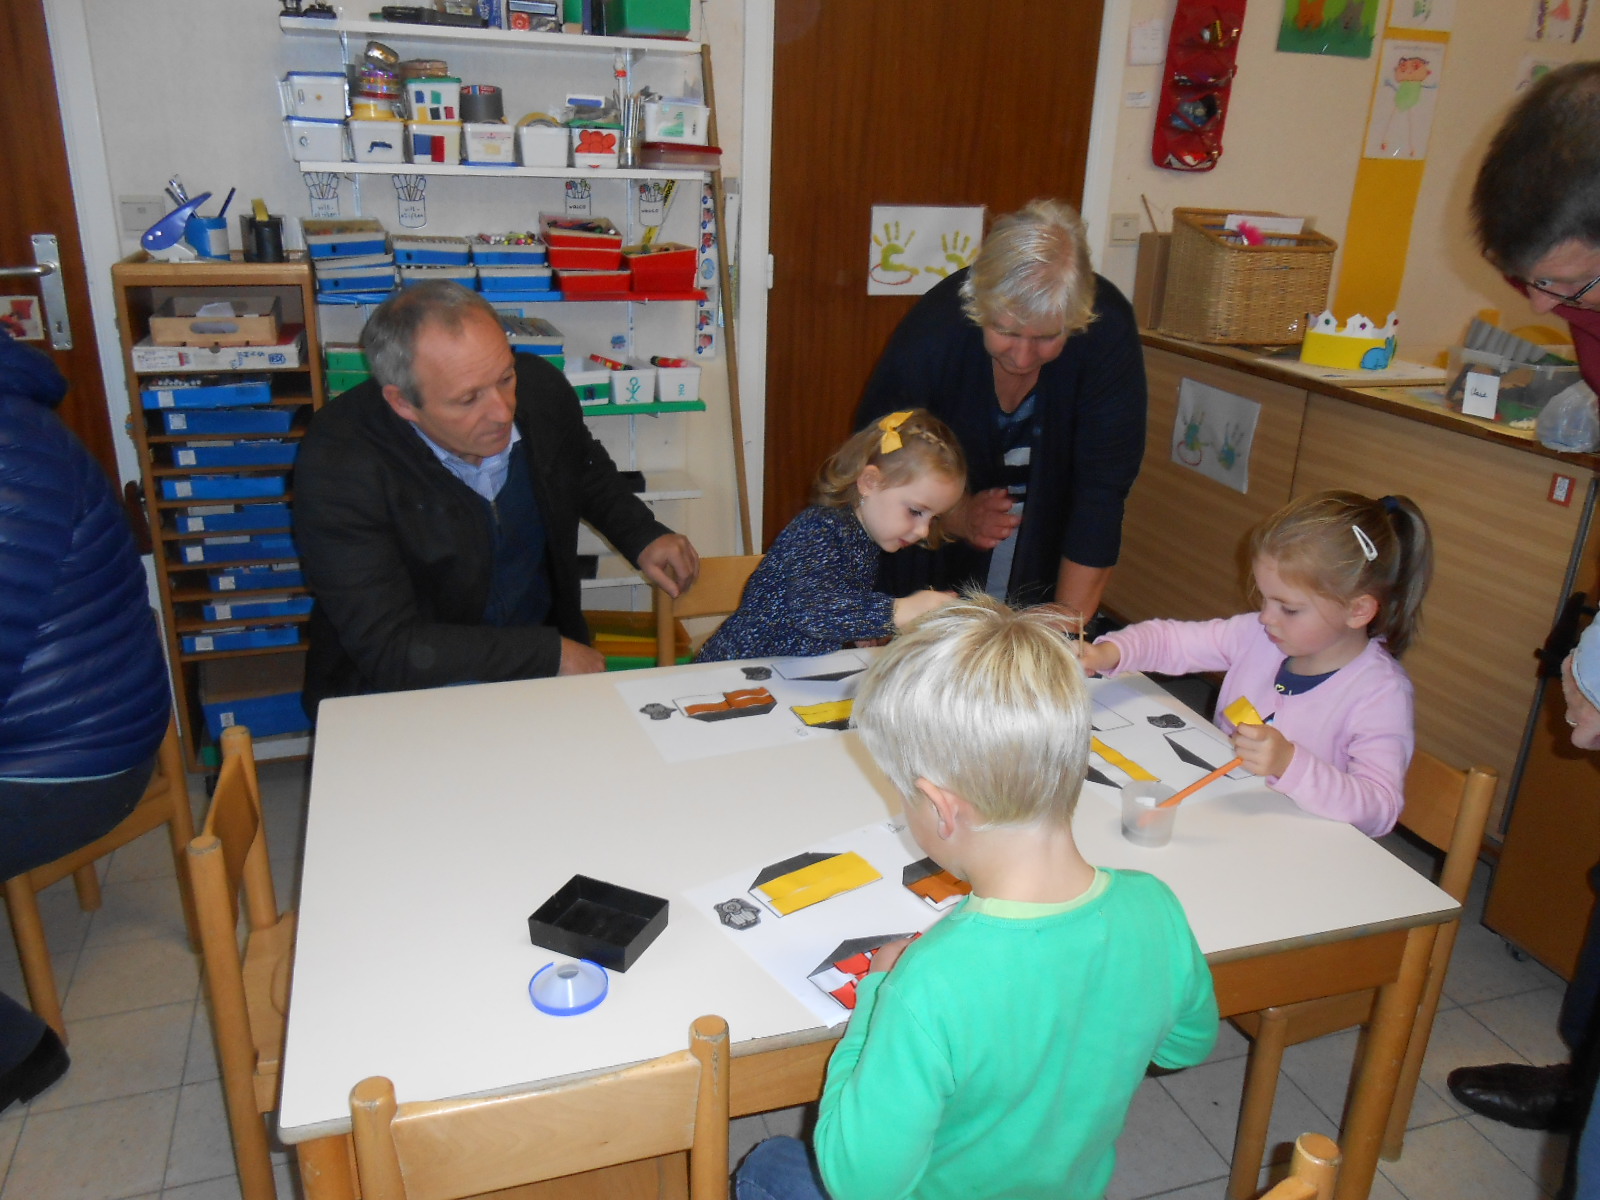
943, 488, 1021, 550
558, 637, 608, 675
638, 533, 700, 598
1233, 722, 1294, 778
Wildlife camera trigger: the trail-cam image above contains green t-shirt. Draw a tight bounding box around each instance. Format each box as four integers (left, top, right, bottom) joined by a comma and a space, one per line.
814, 868, 1218, 1200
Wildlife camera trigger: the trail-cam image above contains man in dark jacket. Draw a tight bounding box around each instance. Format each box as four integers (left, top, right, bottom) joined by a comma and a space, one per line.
0, 331, 171, 1110
294, 281, 698, 715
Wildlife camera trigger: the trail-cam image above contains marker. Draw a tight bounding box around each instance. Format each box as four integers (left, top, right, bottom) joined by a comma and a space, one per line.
649, 356, 688, 368
589, 353, 628, 371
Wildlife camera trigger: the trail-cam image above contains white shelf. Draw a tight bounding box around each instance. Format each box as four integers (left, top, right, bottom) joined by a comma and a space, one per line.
280, 16, 701, 54
636, 470, 701, 502
294, 160, 707, 182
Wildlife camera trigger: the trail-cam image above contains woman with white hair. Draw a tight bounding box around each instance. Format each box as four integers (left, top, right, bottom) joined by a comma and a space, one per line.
856, 198, 1147, 623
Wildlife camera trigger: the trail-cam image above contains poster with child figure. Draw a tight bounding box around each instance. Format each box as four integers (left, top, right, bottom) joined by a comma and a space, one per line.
1364, 40, 1445, 160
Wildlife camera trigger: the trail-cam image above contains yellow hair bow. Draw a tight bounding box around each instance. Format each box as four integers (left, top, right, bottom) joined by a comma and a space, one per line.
877, 411, 913, 454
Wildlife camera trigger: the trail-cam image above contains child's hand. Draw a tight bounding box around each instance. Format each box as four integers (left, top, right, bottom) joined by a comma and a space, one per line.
869, 936, 916, 974
1077, 640, 1121, 676
1232, 722, 1294, 778
892, 589, 956, 628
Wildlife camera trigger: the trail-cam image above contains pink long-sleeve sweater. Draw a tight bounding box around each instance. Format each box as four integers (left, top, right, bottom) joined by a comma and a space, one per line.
1099, 613, 1413, 836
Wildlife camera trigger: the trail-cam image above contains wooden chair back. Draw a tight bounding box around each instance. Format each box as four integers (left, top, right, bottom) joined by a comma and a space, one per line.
3, 712, 197, 1039
187, 725, 295, 1200
655, 555, 763, 665
1258, 1133, 1340, 1200
1226, 752, 1497, 1198
349, 1014, 730, 1200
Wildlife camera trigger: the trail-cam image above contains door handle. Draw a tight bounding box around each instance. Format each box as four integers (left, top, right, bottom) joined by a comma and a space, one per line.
0, 236, 71, 350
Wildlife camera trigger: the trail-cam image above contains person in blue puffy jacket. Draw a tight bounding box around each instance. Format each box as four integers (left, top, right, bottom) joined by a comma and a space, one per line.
0, 330, 171, 1111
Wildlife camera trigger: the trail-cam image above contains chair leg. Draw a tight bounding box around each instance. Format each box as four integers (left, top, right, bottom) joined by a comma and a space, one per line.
3, 875, 66, 1041
71, 864, 103, 913
165, 784, 201, 954
1381, 924, 1457, 1159
1230, 1009, 1291, 1200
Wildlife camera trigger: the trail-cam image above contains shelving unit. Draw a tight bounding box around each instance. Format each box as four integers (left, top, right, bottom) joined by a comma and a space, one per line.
111, 256, 325, 771
279, 12, 745, 607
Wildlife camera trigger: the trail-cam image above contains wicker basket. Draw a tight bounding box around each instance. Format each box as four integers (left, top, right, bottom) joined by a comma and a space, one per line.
1156, 208, 1337, 345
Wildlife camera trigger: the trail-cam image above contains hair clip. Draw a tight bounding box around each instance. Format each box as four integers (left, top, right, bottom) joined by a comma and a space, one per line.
1352, 526, 1378, 562
877, 411, 912, 454
1380, 494, 1401, 514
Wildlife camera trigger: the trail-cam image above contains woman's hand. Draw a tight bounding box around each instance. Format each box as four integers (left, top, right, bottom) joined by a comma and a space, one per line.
892, 589, 956, 628
1233, 722, 1295, 778
943, 488, 1021, 550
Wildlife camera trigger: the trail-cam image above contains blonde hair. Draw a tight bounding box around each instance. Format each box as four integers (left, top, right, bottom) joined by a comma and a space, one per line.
814, 410, 967, 548
1249, 490, 1434, 657
854, 593, 1091, 827
959, 198, 1097, 338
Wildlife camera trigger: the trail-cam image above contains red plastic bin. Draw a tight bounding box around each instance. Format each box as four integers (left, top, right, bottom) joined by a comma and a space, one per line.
623, 243, 696, 292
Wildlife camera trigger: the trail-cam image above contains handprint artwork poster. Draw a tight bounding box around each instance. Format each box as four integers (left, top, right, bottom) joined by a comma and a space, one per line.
866, 206, 985, 296
1171, 378, 1259, 495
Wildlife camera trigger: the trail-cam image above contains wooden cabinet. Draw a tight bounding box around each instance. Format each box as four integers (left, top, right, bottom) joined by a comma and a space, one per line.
1108, 339, 1598, 836
111, 256, 324, 771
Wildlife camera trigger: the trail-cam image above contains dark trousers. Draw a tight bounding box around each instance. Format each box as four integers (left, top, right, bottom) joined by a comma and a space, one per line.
0, 759, 156, 1073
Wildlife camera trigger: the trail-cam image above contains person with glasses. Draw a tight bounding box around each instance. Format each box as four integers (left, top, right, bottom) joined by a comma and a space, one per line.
1446, 62, 1600, 1198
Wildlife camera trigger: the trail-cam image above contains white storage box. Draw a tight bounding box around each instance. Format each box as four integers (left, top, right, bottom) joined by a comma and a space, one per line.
518, 124, 568, 168
609, 366, 657, 405
405, 76, 461, 123
406, 122, 461, 165
655, 364, 701, 402
463, 123, 516, 164
570, 125, 621, 169
642, 100, 709, 146
285, 117, 346, 163
283, 72, 348, 120
349, 119, 405, 163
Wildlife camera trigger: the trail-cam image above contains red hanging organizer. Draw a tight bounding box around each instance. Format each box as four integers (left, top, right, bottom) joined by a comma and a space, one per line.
1152, 0, 1248, 172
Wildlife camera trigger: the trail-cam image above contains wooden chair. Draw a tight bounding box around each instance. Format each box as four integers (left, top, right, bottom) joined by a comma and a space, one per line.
349, 1015, 729, 1200
654, 554, 764, 665
1258, 1133, 1341, 1200
187, 725, 296, 1200
1226, 753, 1498, 1199
3, 713, 198, 1040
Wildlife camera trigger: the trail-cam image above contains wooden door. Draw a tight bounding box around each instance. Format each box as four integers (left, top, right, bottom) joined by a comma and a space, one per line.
763, 0, 1106, 545
1, 0, 119, 482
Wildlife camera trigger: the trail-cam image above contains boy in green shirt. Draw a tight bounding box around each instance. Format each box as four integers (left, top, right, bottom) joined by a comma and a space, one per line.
735, 594, 1219, 1200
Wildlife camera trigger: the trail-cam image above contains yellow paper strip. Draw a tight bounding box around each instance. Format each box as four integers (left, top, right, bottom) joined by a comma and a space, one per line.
1091, 737, 1157, 782
1222, 696, 1265, 727
757, 852, 881, 916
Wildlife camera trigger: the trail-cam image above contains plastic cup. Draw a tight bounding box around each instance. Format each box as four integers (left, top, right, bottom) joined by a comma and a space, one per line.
1121, 781, 1178, 848
184, 216, 229, 260
528, 959, 608, 1016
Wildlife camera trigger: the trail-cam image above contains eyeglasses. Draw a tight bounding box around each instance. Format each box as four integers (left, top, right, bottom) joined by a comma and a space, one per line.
1521, 273, 1600, 305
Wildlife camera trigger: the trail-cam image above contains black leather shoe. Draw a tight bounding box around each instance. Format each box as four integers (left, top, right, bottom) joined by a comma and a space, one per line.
0, 1027, 69, 1114
1446, 1062, 1580, 1131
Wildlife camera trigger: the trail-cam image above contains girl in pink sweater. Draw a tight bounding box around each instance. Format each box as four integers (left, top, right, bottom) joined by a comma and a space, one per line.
1078, 491, 1433, 835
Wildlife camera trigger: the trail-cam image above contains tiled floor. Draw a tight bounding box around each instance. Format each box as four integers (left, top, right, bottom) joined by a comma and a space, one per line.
0, 759, 1578, 1200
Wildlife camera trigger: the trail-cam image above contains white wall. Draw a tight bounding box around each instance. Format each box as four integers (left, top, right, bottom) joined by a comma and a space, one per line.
1086, 0, 1593, 363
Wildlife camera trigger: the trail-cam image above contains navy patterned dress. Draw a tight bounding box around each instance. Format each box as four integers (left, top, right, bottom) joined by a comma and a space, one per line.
696, 506, 897, 661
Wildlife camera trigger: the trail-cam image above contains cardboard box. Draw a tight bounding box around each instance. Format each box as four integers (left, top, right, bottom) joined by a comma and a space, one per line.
182, 626, 301, 655
141, 378, 273, 410
208, 565, 304, 593
201, 594, 313, 621
149, 297, 282, 348
1132, 233, 1170, 330
131, 329, 305, 373
160, 475, 288, 501
527, 874, 668, 972
160, 408, 293, 434
174, 504, 292, 534
170, 441, 298, 469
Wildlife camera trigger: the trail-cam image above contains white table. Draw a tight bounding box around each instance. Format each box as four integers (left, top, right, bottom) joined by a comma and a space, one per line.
279, 664, 1456, 1200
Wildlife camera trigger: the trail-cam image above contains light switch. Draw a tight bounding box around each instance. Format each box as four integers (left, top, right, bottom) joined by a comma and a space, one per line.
1109, 214, 1141, 246
119, 195, 166, 235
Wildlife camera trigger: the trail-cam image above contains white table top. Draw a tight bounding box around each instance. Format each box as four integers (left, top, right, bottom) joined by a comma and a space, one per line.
277, 663, 1456, 1143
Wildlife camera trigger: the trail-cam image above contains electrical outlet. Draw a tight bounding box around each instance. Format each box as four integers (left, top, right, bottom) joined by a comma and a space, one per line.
119, 195, 166, 235
1109, 213, 1141, 246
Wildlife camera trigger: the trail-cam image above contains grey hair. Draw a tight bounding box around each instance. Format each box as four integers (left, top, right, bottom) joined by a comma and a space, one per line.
959, 198, 1097, 337
360, 280, 503, 405
853, 592, 1091, 827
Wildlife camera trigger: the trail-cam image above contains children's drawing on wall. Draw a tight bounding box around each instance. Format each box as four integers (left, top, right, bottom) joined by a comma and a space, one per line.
391, 175, 426, 228
1277, 0, 1379, 57
1528, 0, 1589, 41
866, 206, 985, 296
1388, 0, 1454, 32
1363, 40, 1445, 160
1171, 378, 1260, 494
0, 297, 42, 342
303, 172, 341, 219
